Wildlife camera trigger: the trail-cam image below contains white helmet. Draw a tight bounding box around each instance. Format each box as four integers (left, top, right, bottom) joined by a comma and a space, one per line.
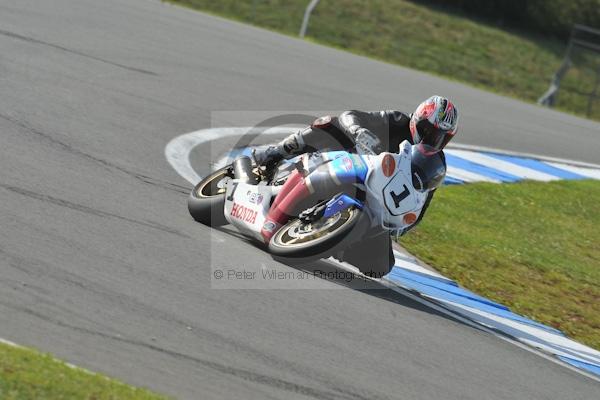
410, 95, 459, 154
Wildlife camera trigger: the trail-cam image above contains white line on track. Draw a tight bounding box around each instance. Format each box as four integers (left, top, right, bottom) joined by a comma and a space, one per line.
375, 276, 600, 383
167, 127, 600, 186
213, 145, 503, 184
445, 166, 501, 183
445, 149, 560, 181
392, 250, 452, 281
448, 143, 600, 169
165, 127, 298, 184
545, 162, 600, 180
0, 337, 21, 347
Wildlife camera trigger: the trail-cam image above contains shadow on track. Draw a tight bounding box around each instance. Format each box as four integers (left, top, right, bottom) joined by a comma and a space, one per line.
212, 225, 475, 329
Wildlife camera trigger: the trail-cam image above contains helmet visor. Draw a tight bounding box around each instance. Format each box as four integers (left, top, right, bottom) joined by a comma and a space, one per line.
415, 119, 454, 153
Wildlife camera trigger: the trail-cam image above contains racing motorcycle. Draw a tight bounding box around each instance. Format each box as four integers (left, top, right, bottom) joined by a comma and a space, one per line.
188, 120, 434, 276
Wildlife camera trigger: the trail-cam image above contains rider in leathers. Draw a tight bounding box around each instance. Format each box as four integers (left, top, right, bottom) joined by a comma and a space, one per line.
255, 95, 459, 277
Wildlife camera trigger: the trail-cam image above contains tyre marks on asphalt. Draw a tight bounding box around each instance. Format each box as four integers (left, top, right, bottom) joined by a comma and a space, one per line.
0, 112, 189, 195
0, 29, 158, 76
0, 183, 190, 238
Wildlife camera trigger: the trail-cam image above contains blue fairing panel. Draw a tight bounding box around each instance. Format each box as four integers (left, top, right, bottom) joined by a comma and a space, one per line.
323, 194, 363, 218
327, 151, 368, 184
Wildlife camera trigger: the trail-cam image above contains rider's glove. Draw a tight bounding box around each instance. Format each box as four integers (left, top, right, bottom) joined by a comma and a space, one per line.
355, 128, 383, 155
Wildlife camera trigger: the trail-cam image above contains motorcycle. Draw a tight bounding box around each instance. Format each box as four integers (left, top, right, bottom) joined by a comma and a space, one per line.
188, 124, 432, 277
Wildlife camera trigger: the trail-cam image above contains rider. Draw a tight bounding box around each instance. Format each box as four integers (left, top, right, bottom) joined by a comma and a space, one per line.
255, 95, 459, 276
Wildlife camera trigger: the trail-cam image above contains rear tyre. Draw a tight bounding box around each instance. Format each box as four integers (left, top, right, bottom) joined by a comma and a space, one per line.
268, 207, 365, 259
187, 167, 232, 226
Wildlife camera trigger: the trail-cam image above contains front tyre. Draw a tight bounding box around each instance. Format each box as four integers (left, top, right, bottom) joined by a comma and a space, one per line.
187, 167, 231, 226
268, 207, 363, 259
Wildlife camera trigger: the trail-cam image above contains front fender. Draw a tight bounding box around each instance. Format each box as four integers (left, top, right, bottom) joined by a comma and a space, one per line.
323, 193, 363, 218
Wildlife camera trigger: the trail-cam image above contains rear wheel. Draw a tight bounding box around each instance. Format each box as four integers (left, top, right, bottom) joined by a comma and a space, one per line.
268, 207, 364, 259
187, 167, 232, 226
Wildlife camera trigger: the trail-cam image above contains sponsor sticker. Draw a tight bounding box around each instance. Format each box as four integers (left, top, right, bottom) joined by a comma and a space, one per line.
342, 157, 353, 172
246, 190, 264, 205
230, 202, 258, 224
438, 107, 446, 121
403, 212, 417, 225
419, 101, 436, 118
350, 154, 363, 165
262, 221, 277, 232
312, 115, 332, 128
381, 153, 396, 177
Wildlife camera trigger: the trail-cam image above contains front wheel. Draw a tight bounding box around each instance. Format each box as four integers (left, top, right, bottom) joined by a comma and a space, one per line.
187, 166, 232, 226
268, 207, 364, 259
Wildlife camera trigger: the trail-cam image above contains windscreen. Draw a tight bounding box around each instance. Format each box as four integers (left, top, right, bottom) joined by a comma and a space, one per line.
410, 145, 446, 191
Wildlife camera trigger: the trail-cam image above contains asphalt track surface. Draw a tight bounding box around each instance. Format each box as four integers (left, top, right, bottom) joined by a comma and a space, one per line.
1, 0, 599, 399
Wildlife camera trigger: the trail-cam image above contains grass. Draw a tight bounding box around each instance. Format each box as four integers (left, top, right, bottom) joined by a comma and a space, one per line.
0, 342, 167, 400
167, 0, 600, 120
398, 179, 600, 350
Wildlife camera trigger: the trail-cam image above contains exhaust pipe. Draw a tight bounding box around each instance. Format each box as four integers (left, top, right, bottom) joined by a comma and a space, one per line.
232, 156, 257, 184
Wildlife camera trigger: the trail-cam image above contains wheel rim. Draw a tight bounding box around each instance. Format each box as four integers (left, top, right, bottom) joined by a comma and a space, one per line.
196, 169, 232, 198
273, 208, 357, 248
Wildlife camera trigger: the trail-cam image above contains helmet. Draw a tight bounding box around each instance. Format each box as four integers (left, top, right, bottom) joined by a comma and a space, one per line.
409, 95, 458, 154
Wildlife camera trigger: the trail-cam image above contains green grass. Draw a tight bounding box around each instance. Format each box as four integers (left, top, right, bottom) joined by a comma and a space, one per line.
0, 342, 167, 400
168, 0, 600, 120
398, 179, 600, 350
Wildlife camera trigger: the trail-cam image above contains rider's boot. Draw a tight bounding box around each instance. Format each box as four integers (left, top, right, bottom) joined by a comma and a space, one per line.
253, 145, 285, 169
253, 130, 307, 168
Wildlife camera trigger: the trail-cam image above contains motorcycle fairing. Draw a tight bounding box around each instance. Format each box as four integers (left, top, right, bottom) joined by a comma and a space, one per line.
363, 141, 429, 230
224, 180, 273, 241
325, 152, 368, 184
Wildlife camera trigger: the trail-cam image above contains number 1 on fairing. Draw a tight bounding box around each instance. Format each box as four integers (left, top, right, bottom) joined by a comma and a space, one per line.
227, 182, 239, 201
390, 185, 410, 208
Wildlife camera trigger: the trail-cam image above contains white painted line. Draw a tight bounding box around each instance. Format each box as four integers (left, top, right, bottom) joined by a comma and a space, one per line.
379, 277, 600, 383
446, 166, 501, 183
391, 253, 600, 368
439, 301, 600, 365
214, 154, 235, 171
213, 144, 271, 171
448, 143, 600, 169
165, 127, 298, 185
167, 127, 600, 185
545, 162, 600, 180
445, 149, 560, 181
214, 149, 520, 184
392, 250, 452, 281
0, 337, 22, 348
389, 253, 600, 380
